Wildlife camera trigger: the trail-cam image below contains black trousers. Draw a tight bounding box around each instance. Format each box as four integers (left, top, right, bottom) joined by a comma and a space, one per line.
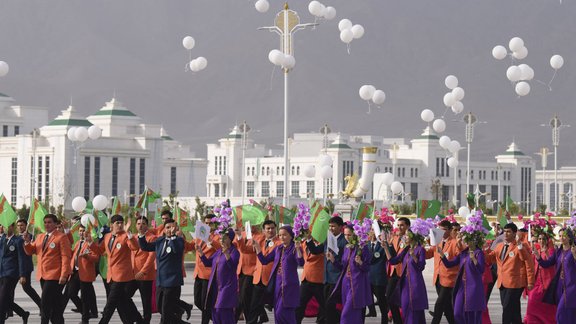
321, 282, 340, 324
431, 280, 455, 324
99, 280, 143, 324
486, 265, 498, 304
0, 277, 18, 324
194, 278, 211, 324
499, 286, 524, 324
236, 273, 254, 321
64, 271, 96, 322
296, 280, 325, 324
370, 284, 389, 324
157, 286, 182, 324
127, 280, 153, 324
21, 272, 41, 308
385, 274, 402, 324
247, 282, 270, 324
40, 279, 65, 324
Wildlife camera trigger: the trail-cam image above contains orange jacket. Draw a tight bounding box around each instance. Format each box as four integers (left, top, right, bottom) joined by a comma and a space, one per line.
193, 234, 222, 280
387, 234, 406, 277
132, 231, 156, 281
70, 240, 100, 282
300, 240, 325, 284
425, 237, 461, 288
236, 232, 262, 276
24, 231, 72, 281
252, 236, 280, 286
100, 232, 140, 283
486, 241, 535, 289
153, 224, 165, 238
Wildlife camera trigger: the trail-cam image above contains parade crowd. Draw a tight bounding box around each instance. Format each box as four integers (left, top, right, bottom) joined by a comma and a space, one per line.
0, 202, 575, 324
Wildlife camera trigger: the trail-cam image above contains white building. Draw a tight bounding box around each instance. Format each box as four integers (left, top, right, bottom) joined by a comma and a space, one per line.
204, 125, 537, 212
0, 94, 206, 209
535, 167, 576, 213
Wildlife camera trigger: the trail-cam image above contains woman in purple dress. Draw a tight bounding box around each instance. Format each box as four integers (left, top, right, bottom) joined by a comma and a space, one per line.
383, 228, 428, 324
537, 227, 576, 323
254, 225, 304, 324
328, 224, 373, 324
197, 228, 241, 324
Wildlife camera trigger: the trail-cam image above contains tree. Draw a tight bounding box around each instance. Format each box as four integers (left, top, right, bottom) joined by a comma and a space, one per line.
430, 178, 443, 201
194, 196, 207, 219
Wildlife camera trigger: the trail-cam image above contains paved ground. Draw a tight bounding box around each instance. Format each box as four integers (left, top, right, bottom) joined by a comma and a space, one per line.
10, 259, 526, 323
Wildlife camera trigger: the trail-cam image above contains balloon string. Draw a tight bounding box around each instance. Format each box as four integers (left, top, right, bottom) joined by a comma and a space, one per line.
547, 69, 558, 91
366, 101, 372, 114
535, 79, 552, 92
184, 62, 190, 72
269, 65, 276, 90
347, 44, 351, 55
441, 107, 449, 118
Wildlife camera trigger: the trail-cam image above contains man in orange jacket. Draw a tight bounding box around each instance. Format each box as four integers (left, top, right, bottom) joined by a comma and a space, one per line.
385, 216, 410, 324
129, 216, 156, 324
295, 230, 325, 324
235, 224, 261, 321
23, 214, 72, 324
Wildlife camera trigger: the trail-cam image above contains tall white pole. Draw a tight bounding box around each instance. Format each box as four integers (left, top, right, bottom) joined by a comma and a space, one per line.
283, 69, 289, 207
466, 142, 471, 193
554, 144, 558, 212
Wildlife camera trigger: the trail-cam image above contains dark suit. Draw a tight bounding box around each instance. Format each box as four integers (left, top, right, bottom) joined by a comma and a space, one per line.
368, 241, 388, 324
17, 232, 41, 310
0, 235, 26, 324
321, 233, 347, 324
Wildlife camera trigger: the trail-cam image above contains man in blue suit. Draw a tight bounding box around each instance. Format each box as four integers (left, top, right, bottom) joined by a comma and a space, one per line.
0, 222, 28, 324
366, 226, 389, 324
321, 216, 347, 324
138, 219, 188, 324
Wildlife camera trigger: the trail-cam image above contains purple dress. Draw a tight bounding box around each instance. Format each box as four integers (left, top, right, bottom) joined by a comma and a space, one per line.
441, 248, 486, 324
538, 248, 576, 324
388, 244, 428, 324
201, 245, 240, 324
257, 242, 304, 324
330, 245, 373, 324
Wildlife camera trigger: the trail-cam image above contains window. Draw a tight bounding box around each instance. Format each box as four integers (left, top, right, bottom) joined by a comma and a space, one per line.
458, 169, 461, 179
410, 183, 418, 201
251, 167, 255, 176
470, 170, 474, 180
171, 167, 177, 194
276, 167, 280, 175
296, 166, 300, 176
214, 184, 220, 197
307, 181, 315, 197
2, 125, 7, 137
14, 126, 19, 136
11, 158, 17, 205
93, 157, 100, 195
261, 167, 265, 176
130, 158, 136, 206
247, 167, 250, 176
277, 181, 285, 197
291, 181, 299, 197
266, 167, 270, 176
536, 183, 543, 206
139, 158, 146, 193
410, 168, 414, 178
262, 181, 270, 197
45, 156, 50, 198
214, 156, 218, 175
84, 156, 90, 199
223, 156, 227, 175
247, 182, 255, 197
112, 158, 118, 196
37, 157, 43, 198
291, 166, 295, 176
415, 168, 418, 178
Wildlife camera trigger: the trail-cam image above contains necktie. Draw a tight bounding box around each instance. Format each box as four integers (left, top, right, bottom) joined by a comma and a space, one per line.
75, 241, 84, 269
42, 234, 49, 251
108, 235, 116, 252
162, 240, 169, 256
265, 240, 271, 251
441, 240, 446, 251
500, 243, 509, 261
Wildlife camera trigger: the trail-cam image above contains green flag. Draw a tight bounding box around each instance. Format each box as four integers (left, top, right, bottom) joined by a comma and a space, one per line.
174, 206, 194, 232
309, 201, 330, 243
481, 212, 495, 240
352, 201, 374, 221
28, 197, 47, 233
233, 205, 267, 227
111, 197, 122, 215
505, 195, 514, 212
273, 205, 296, 225
0, 194, 17, 227
135, 186, 161, 210
416, 200, 442, 219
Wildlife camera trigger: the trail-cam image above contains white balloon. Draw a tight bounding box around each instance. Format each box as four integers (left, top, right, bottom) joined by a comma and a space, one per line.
432, 119, 446, 133
506, 65, 521, 82
371, 90, 386, 105
323, 6, 336, 20
74, 127, 89, 142
319, 154, 333, 167
515, 81, 531, 96
308, 1, 323, 16
72, 196, 87, 213
189, 59, 199, 72
195, 57, 208, 71
182, 36, 195, 50
448, 140, 461, 153
320, 165, 333, 179
508, 37, 524, 52
359, 85, 376, 101
92, 195, 108, 211
340, 29, 354, 44
492, 45, 507, 60
550, 55, 564, 70
0, 61, 9, 77
512, 46, 528, 60
458, 206, 470, 218
88, 125, 102, 140
445, 75, 458, 90
420, 109, 435, 123
80, 214, 96, 228
382, 172, 394, 186
351, 24, 365, 39
443, 92, 455, 107
282, 54, 296, 69
268, 49, 284, 66
67, 127, 78, 141
452, 87, 465, 101
439, 135, 451, 149
338, 19, 353, 32
451, 101, 464, 114
303, 165, 315, 178
518, 64, 534, 81
255, 0, 270, 13
390, 181, 403, 194
447, 157, 459, 168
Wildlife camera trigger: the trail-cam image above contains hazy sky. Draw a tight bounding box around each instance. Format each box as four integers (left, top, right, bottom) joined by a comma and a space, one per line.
0, 0, 575, 165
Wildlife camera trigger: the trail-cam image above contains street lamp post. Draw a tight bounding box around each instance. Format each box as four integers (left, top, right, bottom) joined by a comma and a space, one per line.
535, 147, 552, 211
240, 121, 251, 205
543, 115, 570, 212
463, 112, 477, 193
259, 3, 317, 207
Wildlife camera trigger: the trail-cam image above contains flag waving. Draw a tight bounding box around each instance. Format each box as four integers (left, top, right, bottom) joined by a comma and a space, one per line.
28, 197, 47, 233
232, 205, 267, 228
0, 194, 17, 227
135, 186, 162, 210
174, 206, 194, 232
272, 205, 295, 225
352, 201, 374, 221
309, 201, 330, 243
111, 197, 122, 215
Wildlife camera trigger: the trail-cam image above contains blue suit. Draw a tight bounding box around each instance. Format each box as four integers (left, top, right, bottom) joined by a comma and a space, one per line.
369, 241, 388, 286
325, 234, 347, 284
18, 233, 34, 276
0, 235, 26, 279
138, 235, 184, 288
323, 233, 348, 324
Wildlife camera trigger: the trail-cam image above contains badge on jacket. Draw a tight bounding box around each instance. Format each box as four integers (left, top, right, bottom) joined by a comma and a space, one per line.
49, 242, 56, 249
509, 252, 514, 257
9, 245, 15, 252
374, 252, 381, 258
116, 243, 122, 250
166, 247, 172, 253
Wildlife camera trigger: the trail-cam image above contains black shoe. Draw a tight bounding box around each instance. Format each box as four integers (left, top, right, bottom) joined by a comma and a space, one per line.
22, 311, 30, 324
429, 310, 435, 317
184, 304, 192, 320
90, 312, 98, 319
366, 311, 377, 317
264, 304, 273, 312
71, 308, 81, 313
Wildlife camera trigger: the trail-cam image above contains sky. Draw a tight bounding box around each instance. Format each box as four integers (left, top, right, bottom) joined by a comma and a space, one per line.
0, 0, 575, 165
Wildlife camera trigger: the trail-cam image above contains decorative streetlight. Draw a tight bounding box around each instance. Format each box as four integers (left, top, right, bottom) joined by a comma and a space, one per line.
67, 124, 102, 199
0, 61, 8, 77
541, 115, 570, 212
463, 112, 477, 193
320, 124, 331, 151
259, 3, 317, 207
240, 121, 251, 205
535, 147, 552, 211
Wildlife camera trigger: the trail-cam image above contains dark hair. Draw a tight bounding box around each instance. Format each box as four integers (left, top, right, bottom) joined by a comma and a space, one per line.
110, 215, 124, 224
16, 219, 27, 225
438, 220, 452, 230
503, 223, 518, 232
329, 216, 344, 226
262, 220, 276, 228
44, 214, 58, 223
343, 223, 355, 232
136, 216, 148, 224
397, 217, 411, 227
204, 214, 216, 221
519, 228, 528, 233
78, 224, 86, 230
164, 219, 176, 225
161, 210, 173, 218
